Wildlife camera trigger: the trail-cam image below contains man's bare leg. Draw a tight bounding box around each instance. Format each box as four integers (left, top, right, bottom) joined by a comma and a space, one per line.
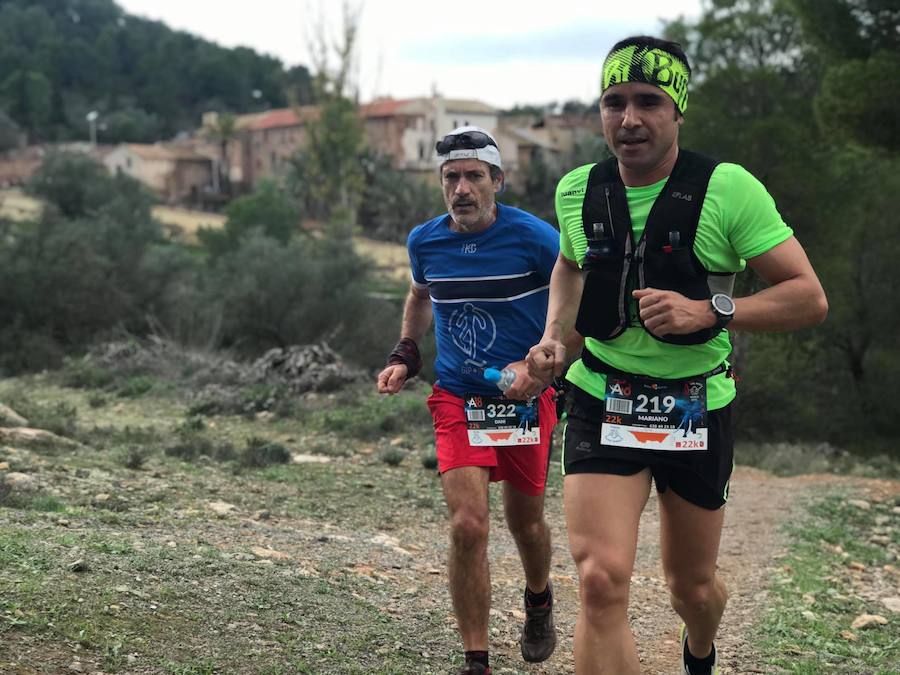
441, 466, 491, 650
502, 483, 551, 592
565, 470, 651, 674
659, 488, 727, 660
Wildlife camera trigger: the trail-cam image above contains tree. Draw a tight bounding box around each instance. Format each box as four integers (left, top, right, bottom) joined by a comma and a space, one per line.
286, 1, 365, 235
197, 180, 301, 258
204, 112, 238, 197
664, 0, 899, 450
0, 110, 21, 151
357, 150, 443, 242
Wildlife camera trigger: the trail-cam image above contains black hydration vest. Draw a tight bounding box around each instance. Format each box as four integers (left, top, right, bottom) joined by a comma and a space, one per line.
575, 149, 735, 346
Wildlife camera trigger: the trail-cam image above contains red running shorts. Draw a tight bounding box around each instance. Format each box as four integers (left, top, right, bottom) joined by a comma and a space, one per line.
426, 384, 557, 496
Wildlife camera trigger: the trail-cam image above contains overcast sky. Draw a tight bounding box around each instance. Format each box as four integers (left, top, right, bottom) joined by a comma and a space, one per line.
115, 0, 703, 109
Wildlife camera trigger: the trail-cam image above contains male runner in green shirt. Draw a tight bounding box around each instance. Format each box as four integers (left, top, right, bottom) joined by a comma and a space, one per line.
526, 36, 827, 674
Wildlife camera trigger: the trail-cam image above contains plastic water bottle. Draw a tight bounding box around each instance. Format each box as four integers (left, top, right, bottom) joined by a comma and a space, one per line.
484, 367, 516, 393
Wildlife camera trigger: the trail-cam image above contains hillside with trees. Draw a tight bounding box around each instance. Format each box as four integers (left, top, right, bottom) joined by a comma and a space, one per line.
0, 0, 313, 145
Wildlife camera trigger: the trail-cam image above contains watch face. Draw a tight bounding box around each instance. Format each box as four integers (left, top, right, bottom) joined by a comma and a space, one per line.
713, 294, 735, 316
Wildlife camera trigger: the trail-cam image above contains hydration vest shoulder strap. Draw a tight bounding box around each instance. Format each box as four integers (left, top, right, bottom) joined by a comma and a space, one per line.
644, 150, 719, 249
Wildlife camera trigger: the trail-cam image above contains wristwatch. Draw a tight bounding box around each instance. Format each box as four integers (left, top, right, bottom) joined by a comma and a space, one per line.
710, 293, 735, 330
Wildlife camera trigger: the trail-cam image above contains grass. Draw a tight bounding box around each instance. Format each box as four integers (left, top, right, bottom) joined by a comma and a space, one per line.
757, 492, 900, 673
738, 441, 900, 479
2, 366, 896, 673
0, 373, 458, 672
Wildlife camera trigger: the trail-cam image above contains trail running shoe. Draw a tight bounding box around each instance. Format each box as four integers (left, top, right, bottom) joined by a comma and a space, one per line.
454, 663, 490, 675
681, 623, 720, 675
520, 583, 557, 662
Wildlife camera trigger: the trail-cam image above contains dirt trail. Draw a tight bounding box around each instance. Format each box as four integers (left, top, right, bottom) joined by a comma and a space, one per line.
380, 466, 895, 674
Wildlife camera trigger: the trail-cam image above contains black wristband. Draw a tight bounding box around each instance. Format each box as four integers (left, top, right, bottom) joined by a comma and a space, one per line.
387, 337, 422, 379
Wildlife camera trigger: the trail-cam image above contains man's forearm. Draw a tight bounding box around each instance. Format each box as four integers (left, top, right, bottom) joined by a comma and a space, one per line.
732, 274, 828, 332
544, 256, 584, 341
400, 288, 433, 342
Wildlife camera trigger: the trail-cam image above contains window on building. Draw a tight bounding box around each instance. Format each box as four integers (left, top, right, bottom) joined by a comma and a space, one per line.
126, 157, 132, 169
418, 141, 426, 160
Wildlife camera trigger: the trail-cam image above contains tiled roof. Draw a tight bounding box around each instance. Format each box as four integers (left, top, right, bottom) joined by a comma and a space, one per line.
236, 106, 320, 131
360, 98, 416, 118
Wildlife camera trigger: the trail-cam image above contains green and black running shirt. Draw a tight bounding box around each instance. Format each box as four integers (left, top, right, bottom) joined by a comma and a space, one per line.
556, 159, 794, 411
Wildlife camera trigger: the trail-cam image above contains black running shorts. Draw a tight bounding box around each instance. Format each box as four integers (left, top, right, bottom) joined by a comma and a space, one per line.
562, 384, 734, 510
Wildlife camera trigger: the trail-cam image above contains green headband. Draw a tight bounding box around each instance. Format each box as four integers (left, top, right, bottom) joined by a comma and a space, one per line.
601, 45, 690, 114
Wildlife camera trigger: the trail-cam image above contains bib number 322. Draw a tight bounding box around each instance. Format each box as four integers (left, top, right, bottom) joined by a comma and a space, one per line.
464, 395, 540, 447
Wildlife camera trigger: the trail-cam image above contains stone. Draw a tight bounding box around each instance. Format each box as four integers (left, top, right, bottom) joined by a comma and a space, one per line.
68, 559, 89, 573
881, 597, 900, 613
0, 427, 81, 451
847, 499, 871, 510
206, 500, 238, 517
290, 453, 331, 464
250, 546, 290, 561
4, 471, 36, 491
0, 462, 9, 471
254, 510, 271, 521
851, 613, 888, 630
0, 404, 28, 427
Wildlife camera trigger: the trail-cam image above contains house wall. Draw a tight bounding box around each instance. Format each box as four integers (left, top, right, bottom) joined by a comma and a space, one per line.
244, 124, 306, 185
104, 148, 173, 193
172, 161, 213, 203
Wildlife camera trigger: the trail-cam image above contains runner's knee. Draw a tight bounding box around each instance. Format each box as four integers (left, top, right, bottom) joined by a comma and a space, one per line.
576, 556, 631, 612
667, 574, 723, 614
506, 513, 547, 546
449, 509, 489, 552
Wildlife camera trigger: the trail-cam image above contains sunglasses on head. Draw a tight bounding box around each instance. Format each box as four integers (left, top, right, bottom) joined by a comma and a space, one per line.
435, 131, 497, 155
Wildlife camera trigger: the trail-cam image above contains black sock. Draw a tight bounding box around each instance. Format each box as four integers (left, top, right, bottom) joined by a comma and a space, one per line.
464, 650, 489, 668
524, 583, 552, 608
683, 639, 716, 674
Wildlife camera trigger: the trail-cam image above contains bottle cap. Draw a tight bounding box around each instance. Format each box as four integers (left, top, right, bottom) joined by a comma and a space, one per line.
483, 368, 502, 383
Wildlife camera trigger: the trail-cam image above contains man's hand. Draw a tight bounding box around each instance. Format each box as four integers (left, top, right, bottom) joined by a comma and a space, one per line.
377, 363, 408, 394
501, 360, 543, 401
632, 288, 715, 336
526, 338, 567, 387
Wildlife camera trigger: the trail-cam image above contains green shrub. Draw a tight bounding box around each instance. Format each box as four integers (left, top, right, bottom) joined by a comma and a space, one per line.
238, 437, 291, 468
313, 388, 431, 441
61, 359, 116, 389
115, 375, 156, 398
420, 447, 438, 470
380, 447, 406, 467
165, 432, 235, 463
117, 446, 151, 470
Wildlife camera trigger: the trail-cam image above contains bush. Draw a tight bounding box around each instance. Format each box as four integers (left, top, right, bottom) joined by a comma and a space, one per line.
315, 388, 431, 440
117, 446, 151, 470
420, 447, 438, 470
238, 437, 291, 468
165, 431, 235, 463
115, 376, 156, 398
61, 359, 116, 389
380, 447, 406, 467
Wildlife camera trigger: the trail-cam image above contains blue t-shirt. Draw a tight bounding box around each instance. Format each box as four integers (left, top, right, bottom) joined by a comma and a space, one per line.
408, 203, 559, 396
